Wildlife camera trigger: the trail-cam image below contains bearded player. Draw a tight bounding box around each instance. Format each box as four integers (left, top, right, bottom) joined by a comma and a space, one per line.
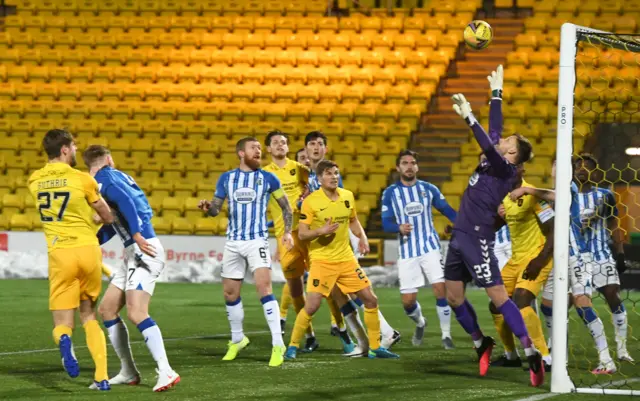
198, 137, 293, 367
444, 65, 544, 387
306, 131, 400, 353
263, 131, 319, 353
28, 129, 114, 390
285, 160, 399, 360
381, 150, 456, 349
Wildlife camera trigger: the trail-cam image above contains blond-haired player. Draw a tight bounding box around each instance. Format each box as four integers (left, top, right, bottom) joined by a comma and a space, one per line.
28, 129, 114, 390
284, 160, 399, 360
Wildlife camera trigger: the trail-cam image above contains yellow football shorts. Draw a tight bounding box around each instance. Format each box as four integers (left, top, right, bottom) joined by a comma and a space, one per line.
279, 231, 309, 280
502, 251, 553, 297
306, 259, 370, 297
48, 245, 103, 311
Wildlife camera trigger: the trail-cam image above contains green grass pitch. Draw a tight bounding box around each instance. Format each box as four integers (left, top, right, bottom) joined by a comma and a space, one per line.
0, 280, 638, 400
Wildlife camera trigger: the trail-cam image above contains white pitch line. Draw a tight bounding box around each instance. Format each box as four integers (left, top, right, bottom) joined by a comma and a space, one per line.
514, 378, 640, 401
0, 330, 270, 357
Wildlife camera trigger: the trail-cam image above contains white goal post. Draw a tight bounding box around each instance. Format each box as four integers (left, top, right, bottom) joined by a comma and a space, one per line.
552, 22, 640, 396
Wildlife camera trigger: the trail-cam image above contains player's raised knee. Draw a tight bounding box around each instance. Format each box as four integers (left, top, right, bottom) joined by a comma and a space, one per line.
513, 289, 535, 309
97, 301, 118, 321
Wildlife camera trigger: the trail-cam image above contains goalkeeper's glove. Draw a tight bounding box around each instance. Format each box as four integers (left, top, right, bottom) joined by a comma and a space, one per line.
452, 93, 474, 123
487, 64, 503, 98
615, 253, 627, 274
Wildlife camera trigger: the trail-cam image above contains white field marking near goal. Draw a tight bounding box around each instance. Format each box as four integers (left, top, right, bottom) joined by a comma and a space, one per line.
514, 378, 640, 401
0, 330, 271, 357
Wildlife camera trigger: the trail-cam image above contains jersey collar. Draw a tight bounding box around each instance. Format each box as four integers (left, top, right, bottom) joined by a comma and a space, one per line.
268, 158, 290, 170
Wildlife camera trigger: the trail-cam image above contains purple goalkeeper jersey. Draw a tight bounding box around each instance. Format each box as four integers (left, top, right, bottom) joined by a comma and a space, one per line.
454, 99, 518, 238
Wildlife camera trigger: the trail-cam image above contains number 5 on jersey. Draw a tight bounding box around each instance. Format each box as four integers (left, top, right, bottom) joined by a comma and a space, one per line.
38, 191, 70, 222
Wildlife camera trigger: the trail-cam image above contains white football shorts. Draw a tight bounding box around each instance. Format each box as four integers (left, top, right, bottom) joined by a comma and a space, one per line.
222, 238, 271, 280
397, 249, 444, 294
112, 237, 165, 296
494, 240, 512, 271
585, 253, 620, 289
542, 254, 593, 300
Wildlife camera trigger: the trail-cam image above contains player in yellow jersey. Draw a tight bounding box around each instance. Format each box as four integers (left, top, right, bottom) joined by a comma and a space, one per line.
28, 129, 114, 390
263, 131, 320, 353
490, 167, 554, 371
275, 148, 310, 332
284, 160, 399, 360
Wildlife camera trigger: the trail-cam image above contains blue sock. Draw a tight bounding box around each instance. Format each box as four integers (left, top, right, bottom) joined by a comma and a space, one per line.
540, 304, 553, 318
103, 317, 122, 328
340, 300, 357, 316
353, 298, 363, 308
436, 298, 448, 307
136, 317, 156, 332
404, 303, 418, 315
576, 307, 598, 325
612, 302, 625, 315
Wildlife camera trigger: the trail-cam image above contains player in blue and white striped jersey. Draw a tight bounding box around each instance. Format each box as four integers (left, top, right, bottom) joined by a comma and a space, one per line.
304, 131, 400, 354
573, 154, 632, 363
494, 225, 512, 270
381, 150, 457, 349
83, 145, 180, 392
198, 137, 294, 367
511, 159, 618, 374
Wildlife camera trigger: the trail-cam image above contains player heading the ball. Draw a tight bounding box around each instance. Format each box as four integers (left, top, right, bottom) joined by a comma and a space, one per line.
198, 136, 293, 367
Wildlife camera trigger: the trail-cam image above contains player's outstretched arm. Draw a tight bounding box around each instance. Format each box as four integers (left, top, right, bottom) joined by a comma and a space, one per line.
200, 197, 224, 217
452, 93, 508, 172
510, 186, 556, 203
380, 188, 400, 233
487, 65, 504, 144
430, 185, 457, 223
274, 192, 293, 234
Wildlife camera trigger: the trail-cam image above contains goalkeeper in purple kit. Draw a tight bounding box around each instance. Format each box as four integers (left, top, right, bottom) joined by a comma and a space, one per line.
443, 65, 545, 387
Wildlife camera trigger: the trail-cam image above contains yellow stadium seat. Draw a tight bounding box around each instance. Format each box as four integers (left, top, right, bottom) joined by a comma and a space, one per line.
10, 213, 32, 231
333, 140, 356, 156
195, 217, 218, 235
3, 194, 24, 214
151, 216, 172, 234
342, 122, 366, 143
332, 104, 356, 123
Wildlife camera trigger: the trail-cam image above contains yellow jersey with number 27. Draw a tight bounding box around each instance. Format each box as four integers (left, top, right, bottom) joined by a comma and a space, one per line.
300, 187, 357, 264
28, 162, 102, 252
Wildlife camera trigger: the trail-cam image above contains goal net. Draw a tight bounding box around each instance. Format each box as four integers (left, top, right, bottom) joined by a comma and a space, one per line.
552, 24, 640, 395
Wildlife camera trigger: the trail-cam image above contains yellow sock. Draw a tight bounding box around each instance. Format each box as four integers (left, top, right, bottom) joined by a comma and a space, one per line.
52, 325, 73, 345
521, 306, 550, 357
83, 320, 108, 382
326, 296, 345, 329
292, 295, 315, 337
492, 313, 516, 353
101, 264, 112, 279
289, 309, 312, 348
280, 283, 292, 320
364, 306, 381, 350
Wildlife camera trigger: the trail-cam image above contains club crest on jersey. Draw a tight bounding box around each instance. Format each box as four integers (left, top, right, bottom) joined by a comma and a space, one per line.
517, 198, 524, 207
257, 178, 262, 185
469, 172, 479, 186
345, 200, 350, 208
290, 169, 296, 176
404, 201, 424, 217
233, 188, 257, 204
313, 279, 319, 287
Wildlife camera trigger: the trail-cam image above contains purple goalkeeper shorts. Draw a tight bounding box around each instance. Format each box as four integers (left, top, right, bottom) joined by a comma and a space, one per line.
444, 230, 503, 288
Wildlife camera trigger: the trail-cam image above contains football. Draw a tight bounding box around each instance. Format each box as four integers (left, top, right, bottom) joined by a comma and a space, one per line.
464, 20, 493, 50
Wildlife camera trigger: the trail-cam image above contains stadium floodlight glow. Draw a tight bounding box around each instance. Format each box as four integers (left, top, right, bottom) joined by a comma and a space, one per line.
625, 147, 640, 156
553, 23, 640, 396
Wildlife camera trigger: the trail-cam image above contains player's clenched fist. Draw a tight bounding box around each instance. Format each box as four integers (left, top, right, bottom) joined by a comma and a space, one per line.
319, 217, 339, 235
399, 223, 413, 235
281, 232, 294, 252
198, 199, 211, 212
509, 187, 529, 201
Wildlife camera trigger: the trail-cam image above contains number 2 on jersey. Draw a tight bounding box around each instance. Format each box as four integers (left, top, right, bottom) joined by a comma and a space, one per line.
38, 192, 70, 222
